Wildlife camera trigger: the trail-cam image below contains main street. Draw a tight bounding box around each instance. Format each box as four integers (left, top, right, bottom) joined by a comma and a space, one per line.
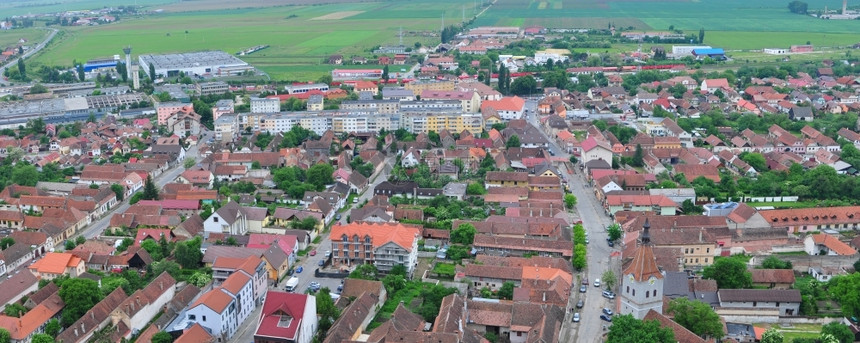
525, 101, 617, 343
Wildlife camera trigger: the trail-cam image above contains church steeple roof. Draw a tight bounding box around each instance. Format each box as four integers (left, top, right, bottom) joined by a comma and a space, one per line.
623, 219, 662, 281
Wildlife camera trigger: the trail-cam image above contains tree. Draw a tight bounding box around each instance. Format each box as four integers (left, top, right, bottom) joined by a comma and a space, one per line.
740, 152, 767, 172
510, 75, 537, 96
466, 182, 486, 195
607, 223, 622, 242
17, 58, 25, 78
382, 65, 390, 83
0, 328, 9, 343
820, 322, 854, 343
149, 260, 181, 279
698, 28, 705, 44
30, 334, 54, 343
572, 244, 586, 270
3, 304, 26, 317
175, 237, 203, 269
855, 258, 860, 273
151, 331, 174, 343
788, 1, 808, 14
76, 64, 85, 81
564, 194, 577, 208
602, 270, 617, 291
417, 284, 458, 321
149, 63, 156, 79
702, 256, 751, 289
183, 158, 196, 169
58, 278, 102, 326
110, 184, 125, 201
760, 256, 792, 269
11, 164, 39, 186
307, 163, 334, 190
349, 263, 379, 280
760, 328, 783, 343
680, 199, 704, 215
446, 244, 471, 260
505, 135, 520, 148
142, 174, 159, 200
607, 314, 675, 343
666, 297, 724, 339
451, 223, 477, 245
498, 281, 515, 300
29, 84, 48, 94
140, 239, 163, 261
316, 287, 340, 339
186, 271, 212, 287
631, 144, 644, 167
0, 237, 14, 250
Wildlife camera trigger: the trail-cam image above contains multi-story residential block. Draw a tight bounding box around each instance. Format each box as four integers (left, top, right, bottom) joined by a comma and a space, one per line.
403, 80, 456, 96
156, 102, 193, 125
185, 288, 240, 339
215, 115, 238, 142
399, 112, 483, 134
420, 90, 481, 113
330, 222, 420, 275
250, 97, 280, 114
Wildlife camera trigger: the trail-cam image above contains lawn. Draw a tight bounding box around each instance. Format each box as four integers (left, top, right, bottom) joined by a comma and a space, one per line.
705, 31, 860, 50
746, 201, 821, 209
27, 0, 474, 81
0, 0, 173, 17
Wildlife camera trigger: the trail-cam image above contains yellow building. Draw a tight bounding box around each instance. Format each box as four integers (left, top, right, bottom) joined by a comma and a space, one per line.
485, 171, 529, 188
401, 113, 483, 134
404, 80, 456, 96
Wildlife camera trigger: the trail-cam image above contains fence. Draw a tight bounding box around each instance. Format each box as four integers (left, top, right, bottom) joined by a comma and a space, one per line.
743, 196, 800, 203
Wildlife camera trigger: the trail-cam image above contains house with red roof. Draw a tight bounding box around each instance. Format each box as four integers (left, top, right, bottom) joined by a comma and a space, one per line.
700, 78, 729, 93
605, 195, 678, 216
330, 222, 421, 275
804, 233, 858, 256
178, 169, 214, 188
28, 252, 85, 280
254, 291, 318, 343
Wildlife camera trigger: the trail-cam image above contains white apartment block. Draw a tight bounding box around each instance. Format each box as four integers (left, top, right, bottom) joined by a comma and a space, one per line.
250, 97, 280, 113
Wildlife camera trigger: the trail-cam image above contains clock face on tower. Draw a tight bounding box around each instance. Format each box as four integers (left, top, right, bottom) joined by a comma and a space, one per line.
649, 278, 655, 285
629, 275, 634, 282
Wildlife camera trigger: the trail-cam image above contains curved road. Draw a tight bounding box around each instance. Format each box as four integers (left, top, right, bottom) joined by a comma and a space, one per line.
0, 28, 58, 86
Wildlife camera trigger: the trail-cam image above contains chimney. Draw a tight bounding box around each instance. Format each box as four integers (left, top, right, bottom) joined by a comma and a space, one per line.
699, 229, 703, 242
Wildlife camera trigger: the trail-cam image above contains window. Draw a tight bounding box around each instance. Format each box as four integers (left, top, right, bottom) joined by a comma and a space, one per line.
646, 291, 649, 298
704, 258, 708, 263
189, 314, 196, 320
653, 290, 657, 297
706, 248, 710, 253
753, 302, 757, 307
213, 217, 219, 222
626, 286, 629, 293
633, 290, 635, 296
203, 315, 207, 321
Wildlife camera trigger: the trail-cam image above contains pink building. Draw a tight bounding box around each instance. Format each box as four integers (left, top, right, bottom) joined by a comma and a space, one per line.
156, 102, 194, 125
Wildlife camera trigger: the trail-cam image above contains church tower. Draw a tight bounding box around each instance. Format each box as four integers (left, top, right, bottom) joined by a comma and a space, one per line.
620, 219, 664, 319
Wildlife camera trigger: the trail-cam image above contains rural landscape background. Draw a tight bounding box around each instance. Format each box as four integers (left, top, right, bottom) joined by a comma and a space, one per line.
3, 0, 860, 80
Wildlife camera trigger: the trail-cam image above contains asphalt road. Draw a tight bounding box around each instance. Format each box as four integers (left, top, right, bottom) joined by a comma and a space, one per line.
81, 131, 208, 240
525, 102, 618, 343
0, 28, 58, 86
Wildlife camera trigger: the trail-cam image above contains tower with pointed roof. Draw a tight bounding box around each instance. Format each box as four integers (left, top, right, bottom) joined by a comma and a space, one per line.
620, 219, 664, 319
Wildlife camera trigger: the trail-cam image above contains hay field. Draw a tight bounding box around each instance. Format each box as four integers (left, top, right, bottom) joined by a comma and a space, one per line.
310, 11, 365, 20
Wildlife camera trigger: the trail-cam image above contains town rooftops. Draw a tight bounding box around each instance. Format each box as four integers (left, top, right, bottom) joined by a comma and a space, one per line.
255, 291, 309, 341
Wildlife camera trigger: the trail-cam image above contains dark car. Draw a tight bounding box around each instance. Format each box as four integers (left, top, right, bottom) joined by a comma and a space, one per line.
318, 260, 325, 266
579, 285, 587, 293
576, 299, 584, 308
607, 240, 614, 247
600, 314, 613, 322
335, 213, 342, 220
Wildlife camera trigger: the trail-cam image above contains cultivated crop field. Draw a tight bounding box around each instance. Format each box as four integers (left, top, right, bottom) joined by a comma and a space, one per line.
476, 0, 860, 49
29, 0, 476, 81
0, 27, 49, 49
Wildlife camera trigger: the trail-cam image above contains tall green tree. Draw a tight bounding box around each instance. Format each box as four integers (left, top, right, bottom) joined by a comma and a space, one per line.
316, 287, 340, 339
142, 174, 159, 200
497, 281, 515, 300
631, 144, 644, 167
382, 65, 390, 83
149, 63, 156, 79
110, 183, 125, 201
820, 322, 854, 343
506, 135, 521, 148
607, 314, 675, 343
17, 58, 25, 78
510, 75, 537, 95
698, 28, 705, 43
0, 328, 11, 343
175, 236, 203, 269
58, 278, 103, 326
760, 328, 783, 343
602, 270, 617, 291
666, 297, 724, 339
702, 256, 752, 289
451, 223, 476, 245
307, 163, 334, 190
151, 331, 174, 343
30, 334, 54, 343
607, 223, 622, 241
76, 64, 85, 81
564, 194, 577, 208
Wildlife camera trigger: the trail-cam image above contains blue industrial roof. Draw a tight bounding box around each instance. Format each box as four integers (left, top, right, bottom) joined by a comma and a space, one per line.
692, 48, 725, 55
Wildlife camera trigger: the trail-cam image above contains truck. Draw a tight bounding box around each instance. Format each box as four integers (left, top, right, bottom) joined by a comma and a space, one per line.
285, 277, 299, 292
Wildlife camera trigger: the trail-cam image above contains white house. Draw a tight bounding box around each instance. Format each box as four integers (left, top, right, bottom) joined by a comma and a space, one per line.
480, 96, 526, 120
804, 233, 858, 256
580, 136, 613, 165
204, 201, 249, 235
401, 148, 421, 168
185, 288, 239, 339
220, 272, 255, 329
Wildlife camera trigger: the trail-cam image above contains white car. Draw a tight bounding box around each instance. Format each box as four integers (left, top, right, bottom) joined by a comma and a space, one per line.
572, 312, 580, 323
594, 278, 601, 287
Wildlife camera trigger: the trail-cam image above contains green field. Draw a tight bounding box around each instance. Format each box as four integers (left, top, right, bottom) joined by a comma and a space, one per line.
28, 0, 477, 81
476, 0, 860, 49
1, 0, 174, 17
0, 27, 49, 49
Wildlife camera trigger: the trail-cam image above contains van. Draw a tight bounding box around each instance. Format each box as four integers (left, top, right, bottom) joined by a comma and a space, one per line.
285, 276, 299, 292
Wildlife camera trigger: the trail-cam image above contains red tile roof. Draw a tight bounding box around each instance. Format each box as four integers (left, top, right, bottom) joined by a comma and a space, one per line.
810, 233, 858, 256
623, 244, 663, 282
481, 96, 525, 112
255, 291, 309, 341
330, 222, 420, 251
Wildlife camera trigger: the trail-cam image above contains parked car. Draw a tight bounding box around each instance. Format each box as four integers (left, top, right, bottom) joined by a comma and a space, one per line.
579, 285, 587, 293
607, 240, 614, 247
318, 260, 325, 266
602, 308, 613, 316
581, 278, 588, 285
335, 214, 342, 220
296, 266, 303, 273
576, 299, 584, 308
337, 284, 343, 292
309, 250, 317, 256
310, 281, 321, 291
594, 278, 601, 287
602, 290, 615, 299
572, 313, 580, 323
325, 250, 331, 258
600, 314, 613, 322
